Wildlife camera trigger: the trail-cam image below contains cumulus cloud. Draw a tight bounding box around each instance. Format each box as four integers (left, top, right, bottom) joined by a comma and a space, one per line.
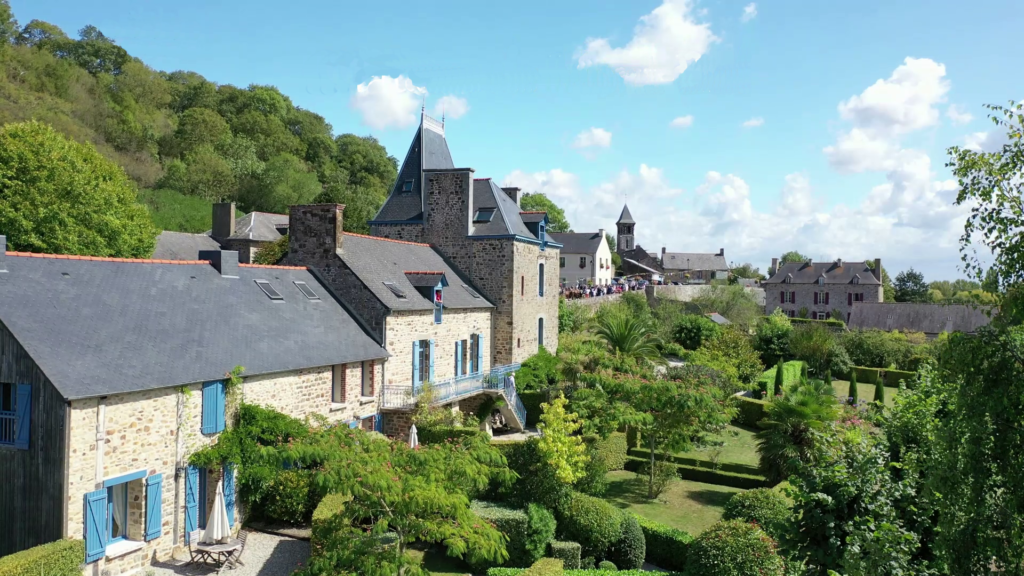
670, 115, 694, 128
964, 130, 1008, 153
836, 57, 949, 138
572, 127, 613, 149
741, 3, 757, 22
946, 104, 973, 125
742, 117, 764, 128
778, 173, 816, 217
350, 75, 427, 130
576, 0, 718, 86
433, 95, 469, 120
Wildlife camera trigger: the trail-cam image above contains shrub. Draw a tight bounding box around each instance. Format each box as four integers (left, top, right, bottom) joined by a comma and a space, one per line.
310, 492, 351, 549
883, 368, 917, 388
685, 520, 784, 576
690, 327, 764, 388
637, 458, 677, 498
624, 457, 769, 490
574, 444, 609, 497
472, 501, 532, 567
520, 391, 549, 427
496, 439, 572, 511
634, 515, 692, 571
771, 360, 783, 396
673, 314, 721, 349
517, 347, 561, 392
754, 309, 792, 366
555, 492, 624, 559
0, 539, 84, 576
526, 504, 558, 565
418, 425, 488, 445
722, 488, 790, 540
734, 396, 768, 426
848, 371, 859, 405
873, 379, 886, 405
525, 558, 564, 575
549, 541, 582, 569
583, 432, 628, 471
608, 513, 645, 570
490, 570, 682, 576
597, 560, 617, 570
263, 469, 318, 524
756, 361, 803, 398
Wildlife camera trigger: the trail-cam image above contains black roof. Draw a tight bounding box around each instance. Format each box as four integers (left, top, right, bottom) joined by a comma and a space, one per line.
765, 260, 881, 285
152, 231, 221, 260
470, 179, 537, 238
372, 115, 455, 223
617, 204, 635, 225
549, 232, 604, 255
848, 302, 992, 334
0, 251, 388, 400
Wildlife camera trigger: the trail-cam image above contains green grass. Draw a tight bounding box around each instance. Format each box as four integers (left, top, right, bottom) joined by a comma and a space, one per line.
689, 424, 759, 468
832, 379, 898, 407
603, 470, 742, 536
406, 545, 473, 576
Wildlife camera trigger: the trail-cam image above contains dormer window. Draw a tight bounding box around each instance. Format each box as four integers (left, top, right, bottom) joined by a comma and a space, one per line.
852, 275, 861, 285
401, 180, 414, 192
785, 274, 793, 284
473, 208, 495, 223
817, 276, 825, 285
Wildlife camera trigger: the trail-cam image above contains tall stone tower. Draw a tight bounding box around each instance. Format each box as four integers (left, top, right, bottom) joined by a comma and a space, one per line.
616, 203, 635, 254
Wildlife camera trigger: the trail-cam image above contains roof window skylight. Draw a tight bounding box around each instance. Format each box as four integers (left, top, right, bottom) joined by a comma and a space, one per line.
402, 180, 414, 192
463, 284, 481, 298
255, 280, 283, 300
383, 281, 407, 299
473, 208, 496, 223
293, 281, 320, 300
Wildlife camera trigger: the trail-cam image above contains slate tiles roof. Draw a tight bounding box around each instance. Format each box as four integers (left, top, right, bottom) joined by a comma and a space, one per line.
617, 204, 635, 225
848, 302, 992, 334
662, 252, 729, 272
0, 251, 388, 400
222, 212, 289, 242
152, 231, 222, 260
765, 260, 881, 285
373, 118, 455, 223
470, 179, 536, 238
549, 232, 604, 255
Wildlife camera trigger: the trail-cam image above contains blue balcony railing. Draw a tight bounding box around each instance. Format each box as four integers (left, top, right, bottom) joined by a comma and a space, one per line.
381, 363, 526, 427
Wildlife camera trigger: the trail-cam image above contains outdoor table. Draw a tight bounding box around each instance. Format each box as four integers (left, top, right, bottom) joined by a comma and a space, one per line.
197, 538, 242, 566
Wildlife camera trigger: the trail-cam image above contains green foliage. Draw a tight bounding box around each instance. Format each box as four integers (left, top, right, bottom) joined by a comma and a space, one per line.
519, 391, 548, 427
537, 395, 590, 484
472, 501, 534, 568
608, 510, 645, 570
873, 379, 886, 405
734, 396, 769, 426
780, 251, 809, 264
517, 347, 562, 392
756, 361, 803, 399
691, 285, 762, 330
789, 316, 847, 328
848, 370, 859, 405
497, 439, 572, 511
549, 541, 582, 569
521, 193, 572, 233
754, 309, 793, 366
0, 120, 158, 257
722, 488, 790, 540
771, 360, 783, 396
789, 323, 851, 377
841, 329, 916, 370
252, 234, 288, 265
728, 262, 764, 282
596, 560, 617, 570
883, 369, 917, 388
489, 570, 681, 576
689, 327, 764, 388
0, 539, 85, 576
583, 432, 628, 472
526, 504, 558, 566
633, 514, 692, 572
555, 492, 624, 559
894, 268, 930, 302
262, 468, 319, 524
637, 458, 677, 498
685, 520, 784, 576
136, 188, 214, 233
559, 298, 592, 335
672, 314, 721, 349
523, 558, 565, 575
755, 379, 840, 483
417, 425, 489, 445
595, 314, 663, 365
237, 152, 320, 213
623, 456, 768, 489
574, 444, 609, 498
311, 492, 350, 524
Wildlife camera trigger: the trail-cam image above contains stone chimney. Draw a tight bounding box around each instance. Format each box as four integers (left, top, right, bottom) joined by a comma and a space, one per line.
212, 202, 236, 240
200, 250, 239, 278
598, 228, 606, 245
288, 204, 345, 262
719, 248, 725, 256
661, 247, 667, 260
0, 235, 6, 273
836, 258, 843, 267
770, 257, 778, 276
873, 258, 882, 281
501, 187, 521, 207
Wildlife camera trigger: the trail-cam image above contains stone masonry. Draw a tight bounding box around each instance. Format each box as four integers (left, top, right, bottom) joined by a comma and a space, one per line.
766, 283, 884, 323
383, 309, 492, 387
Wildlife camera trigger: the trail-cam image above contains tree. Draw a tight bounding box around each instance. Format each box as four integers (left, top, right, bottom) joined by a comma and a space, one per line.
754, 309, 793, 367
865, 259, 896, 302
0, 121, 157, 257
238, 153, 321, 214
755, 379, 840, 484
535, 395, 589, 484
164, 107, 231, 158
789, 323, 851, 377
894, 268, 929, 302
0, 0, 18, 46
873, 378, 886, 405
520, 193, 571, 233
15, 19, 69, 50
729, 262, 765, 282
780, 250, 809, 264
691, 285, 762, 330
315, 134, 399, 233
772, 360, 784, 397
595, 314, 664, 366
605, 232, 616, 252
848, 371, 859, 405
672, 314, 721, 350
253, 234, 288, 266
689, 327, 764, 388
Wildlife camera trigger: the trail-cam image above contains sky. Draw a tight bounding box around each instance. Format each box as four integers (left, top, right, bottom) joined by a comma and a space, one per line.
13, 0, 1024, 279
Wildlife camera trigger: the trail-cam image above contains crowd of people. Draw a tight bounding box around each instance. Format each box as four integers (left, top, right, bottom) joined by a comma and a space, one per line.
559, 278, 649, 299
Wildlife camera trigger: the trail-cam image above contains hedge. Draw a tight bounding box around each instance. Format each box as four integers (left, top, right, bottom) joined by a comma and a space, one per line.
733, 395, 769, 427
583, 432, 628, 471
884, 368, 917, 388
634, 514, 692, 571
472, 501, 534, 567
756, 360, 805, 393
549, 541, 582, 569
519, 391, 548, 427
628, 447, 761, 477
607, 513, 645, 569
310, 492, 351, 549
789, 317, 846, 329
624, 457, 769, 489
418, 425, 489, 445
685, 520, 784, 576
488, 569, 685, 576
0, 539, 84, 576
841, 366, 918, 389
555, 492, 623, 559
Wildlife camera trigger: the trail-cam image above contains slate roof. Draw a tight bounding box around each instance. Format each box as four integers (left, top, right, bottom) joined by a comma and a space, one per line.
404, 271, 445, 288
617, 204, 635, 225
223, 212, 289, 242
338, 233, 493, 312
622, 257, 662, 275
706, 313, 732, 325
662, 252, 729, 272
519, 212, 547, 224
764, 260, 881, 285
470, 179, 537, 239
0, 252, 388, 400
550, 232, 604, 255
848, 302, 992, 334
152, 231, 221, 260
372, 116, 455, 223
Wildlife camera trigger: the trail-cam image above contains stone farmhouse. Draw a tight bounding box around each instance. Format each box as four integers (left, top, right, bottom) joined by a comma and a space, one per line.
366, 111, 561, 366
614, 203, 729, 282
0, 237, 389, 570
764, 257, 884, 321
550, 229, 614, 287
849, 302, 992, 337
152, 203, 287, 264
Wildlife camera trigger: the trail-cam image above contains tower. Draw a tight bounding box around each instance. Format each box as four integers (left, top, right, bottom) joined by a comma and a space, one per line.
616, 203, 635, 254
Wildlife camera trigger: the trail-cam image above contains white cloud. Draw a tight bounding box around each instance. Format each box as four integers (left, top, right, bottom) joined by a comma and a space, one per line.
572, 127, 613, 149
741, 3, 757, 22
669, 115, 694, 128
964, 130, 1008, 153
778, 173, 815, 216
946, 104, 973, 125
575, 0, 718, 86
350, 75, 427, 130
823, 128, 903, 173
433, 95, 469, 120
742, 117, 764, 128
836, 57, 949, 138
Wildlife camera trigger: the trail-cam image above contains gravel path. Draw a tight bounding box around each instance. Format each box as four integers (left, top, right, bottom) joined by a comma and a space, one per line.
148, 531, 309, 576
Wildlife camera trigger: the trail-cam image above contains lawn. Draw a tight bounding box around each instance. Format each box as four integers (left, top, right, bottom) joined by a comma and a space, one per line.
689, 424, 759, 468
407, 546, 472, 575
603, 470, 742, 536
832, 379, 898, 407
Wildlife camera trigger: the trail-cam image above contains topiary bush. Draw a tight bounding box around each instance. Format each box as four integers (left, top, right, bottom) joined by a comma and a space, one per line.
583, 432, 628, 471
734, 396, 768, 426
523, 558, 564, 575
549, 541, 582, 569
848, 371, 859, 405
263, 469, 319, 524
597, 560, 617, 570
685, 520, 785, 576
634, 514, 692, 571
721, 488, 790, 540
555, 492, 624, 559
574, 444, 609, 497
873, 378, 886, 405
496, 439, 572, 511
607, 513, 645, 570
472, 501, 532, 567
673, 314, 721, 350
525, 504, 558, 565
0, 539, 84, 576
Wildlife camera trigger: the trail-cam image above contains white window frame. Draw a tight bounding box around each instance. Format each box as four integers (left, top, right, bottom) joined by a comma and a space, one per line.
361, 362, 373, 398
332, 365, 345, 404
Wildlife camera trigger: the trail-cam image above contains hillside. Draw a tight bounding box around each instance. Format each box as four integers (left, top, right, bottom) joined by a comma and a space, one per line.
0, 3, 397, 236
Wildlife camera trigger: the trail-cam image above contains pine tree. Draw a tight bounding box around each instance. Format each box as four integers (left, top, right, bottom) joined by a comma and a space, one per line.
849, 371, 859, 405
773, 360, 784, 397
825, 370, 833, 386
873, 378, 885, 406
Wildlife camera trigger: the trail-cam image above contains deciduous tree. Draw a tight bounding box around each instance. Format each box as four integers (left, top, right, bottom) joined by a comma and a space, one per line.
520, 193, 572, 233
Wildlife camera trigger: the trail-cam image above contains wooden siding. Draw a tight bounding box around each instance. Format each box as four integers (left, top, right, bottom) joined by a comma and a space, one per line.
0, 319, 67, 556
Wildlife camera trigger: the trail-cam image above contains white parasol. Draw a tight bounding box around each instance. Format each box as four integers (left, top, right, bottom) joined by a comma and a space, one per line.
409, 424, 419, 448
201, 479, 232, 544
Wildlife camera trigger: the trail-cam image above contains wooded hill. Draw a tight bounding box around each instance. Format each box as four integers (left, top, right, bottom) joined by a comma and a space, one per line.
0, 1, 398, 234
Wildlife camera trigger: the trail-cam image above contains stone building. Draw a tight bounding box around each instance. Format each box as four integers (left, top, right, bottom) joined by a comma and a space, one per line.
764, 257, 884, 321
367, 111, 561, 365
615, 204, 663, 279
550, 229, 614, 287
660, 248, 730, 283
152, 202, 288, 263
0, 237, 388, 570
282, 204, 527, 436
849, 302, 992, 337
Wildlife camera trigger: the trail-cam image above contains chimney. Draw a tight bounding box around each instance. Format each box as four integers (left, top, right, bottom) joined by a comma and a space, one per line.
873, 258, 882, 281
200, 250, 239, 278
598, 228, 606, 245
501, 187, 521, 207
288, 204, 345, 262
0, 235, 6, 273
836, 258, 843, 267
770, 257, 778, 276
212, 202, 236, 240
719, 248, 724, 256
661, 247, 666, 260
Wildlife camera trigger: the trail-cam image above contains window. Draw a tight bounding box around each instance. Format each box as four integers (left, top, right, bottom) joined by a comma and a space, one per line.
560, 257, 565, 268
0, 382, 22, 447
413, 340, 433, 384
538, 318, 545, 349
434, 304, 443, 324
579, 257, 586, 269
469, 334, 482, 374
107, 483, 128, 544
402, 180, 414, 192
84, 469, 165, 563
539, 222, 546, 249
852, 276, 861, 285
787, 310, 796, 318
463, 284, 482, 298
538, 263, 545, 297
361, 362, 373, 397
332, 365, 345, 403
456, 339, 468, 377
255, 280, 283, 300
383, 281, 407, 299
201, 381, 225, 434
814, 291, 829, 305
817, 277, 825, 285
855, 292, 864, 302
521, 276, 525, 296
781, 291, 796, 304
473, 208, 496, 223
293, 281, 319, 300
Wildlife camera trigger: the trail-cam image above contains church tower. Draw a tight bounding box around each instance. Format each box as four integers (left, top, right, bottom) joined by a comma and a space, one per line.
616, 203, 635, 254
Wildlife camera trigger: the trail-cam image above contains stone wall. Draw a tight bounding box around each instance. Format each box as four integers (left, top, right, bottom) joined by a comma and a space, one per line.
384, 309, 492, 387
370, 223, 426, 244
381, 410, 413, 440
765, 284, 884, 322
646, 284, 767, 307
424, 171, 475, 266
509, 241, 560, 363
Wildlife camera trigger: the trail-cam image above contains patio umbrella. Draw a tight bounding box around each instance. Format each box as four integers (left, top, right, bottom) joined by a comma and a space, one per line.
201, 479, 232, 544
409, 424, 418, 448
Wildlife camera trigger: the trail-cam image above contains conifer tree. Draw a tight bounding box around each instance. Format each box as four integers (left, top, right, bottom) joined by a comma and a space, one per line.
849, 371, 859, 405
873, 377, 885, 406
772, 360, 784, 397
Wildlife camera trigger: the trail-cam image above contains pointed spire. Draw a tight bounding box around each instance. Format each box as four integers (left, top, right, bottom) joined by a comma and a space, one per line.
617, 203, 635, 225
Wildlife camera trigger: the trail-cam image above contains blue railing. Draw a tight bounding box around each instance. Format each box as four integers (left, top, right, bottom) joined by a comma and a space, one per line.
0, 410, 14, 445
381, 363, 526, 427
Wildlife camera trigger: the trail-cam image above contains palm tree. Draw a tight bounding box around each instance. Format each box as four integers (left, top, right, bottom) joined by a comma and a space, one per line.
595, 314, 665, 366
755, 379, 840, 483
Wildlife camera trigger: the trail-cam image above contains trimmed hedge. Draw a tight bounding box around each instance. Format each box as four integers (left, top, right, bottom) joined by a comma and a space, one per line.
634, 514, 692, 571
624, 457, 769, 489
845, 366, 880, 384
629, 447, 762, 477
733, 395, 769, 427
789, 316, 846, 329
488, 570, 685, 576
685, 520, 784, 576
555, 492, 623, 559
549, 541, 582, 569
884, 368, 917, 388
756, 360, 804, 396
418, 425, 489, 444
583, 432, 628, 471
0, 539, 84, 576
473, 501, 534, 567
608, 513, 645, 569
841, 366, 918, 389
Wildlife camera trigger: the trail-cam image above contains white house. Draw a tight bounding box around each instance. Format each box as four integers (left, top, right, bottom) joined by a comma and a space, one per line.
550, 230, 614, 286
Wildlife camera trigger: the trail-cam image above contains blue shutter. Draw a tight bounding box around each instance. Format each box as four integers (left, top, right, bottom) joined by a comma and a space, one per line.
374, 414, 383, 432
455, 341, 463, 377
476, 335, 485, 374
145, 474, 163, 541
201, 382, 216, 434
84, 489, 107, 563
428, 340, 435, 383
223, 464, 236, 528
349, 420, 359, 429
216, 381, 226, 433
14, 383, 31, 450
185, 466, 199, 541
412, 341, 421, 385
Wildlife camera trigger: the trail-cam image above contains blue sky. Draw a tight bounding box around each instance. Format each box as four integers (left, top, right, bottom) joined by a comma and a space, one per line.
13, 0, 1024, 279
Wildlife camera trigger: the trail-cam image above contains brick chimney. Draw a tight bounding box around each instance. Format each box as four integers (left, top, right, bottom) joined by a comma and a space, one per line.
501, 187, 521, 207
212, 202, 236, 240
288, 204, 345, 262
0, 235, 6, 273
873, 258, 882, 281
200, 249, 239, 278
770, 257, 778, 276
